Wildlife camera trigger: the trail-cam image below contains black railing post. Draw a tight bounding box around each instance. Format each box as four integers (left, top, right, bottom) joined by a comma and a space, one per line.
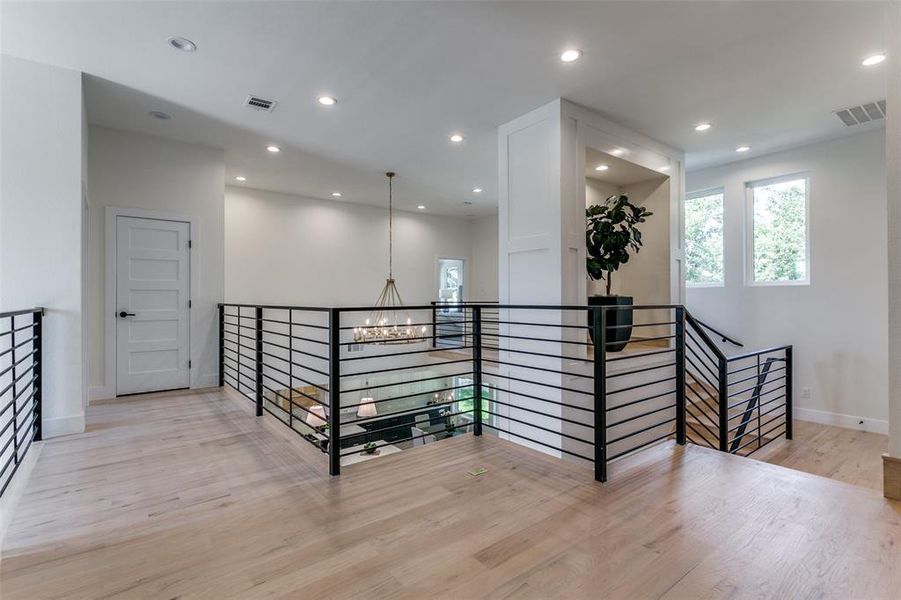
472, 305, 483, 436
785, 346, 793, 440
718, 356, 729, 452
254, 306, 263, 417
218, 304, 224, 387
328, 308, 341, 476
10, 316, 19, 466
674, 307, 686, 446
431, 303, 437, 348
593, 306, 607, 482
33, 310, 43, 441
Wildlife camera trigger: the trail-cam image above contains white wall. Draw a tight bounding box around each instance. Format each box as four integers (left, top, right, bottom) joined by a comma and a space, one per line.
686, 130, 888, 431
469, 215, 498, 301
224, 186, 477, 306
87, 126, 225, 397
0, 55, 85, 437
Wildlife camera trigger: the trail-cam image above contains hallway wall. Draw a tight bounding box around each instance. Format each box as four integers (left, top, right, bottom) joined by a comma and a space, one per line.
686, 129, 888, 431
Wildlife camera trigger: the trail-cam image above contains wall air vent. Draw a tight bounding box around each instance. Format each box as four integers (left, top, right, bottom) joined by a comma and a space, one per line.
834, 100, 885, 126
244, 95, 278, 112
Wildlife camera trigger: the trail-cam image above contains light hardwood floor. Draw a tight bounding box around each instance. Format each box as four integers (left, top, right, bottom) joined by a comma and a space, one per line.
754, 419, 887, 491
2, 388, 900, 599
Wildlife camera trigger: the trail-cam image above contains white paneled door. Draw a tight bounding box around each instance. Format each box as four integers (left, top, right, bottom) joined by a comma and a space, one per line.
116, 216, 190, 395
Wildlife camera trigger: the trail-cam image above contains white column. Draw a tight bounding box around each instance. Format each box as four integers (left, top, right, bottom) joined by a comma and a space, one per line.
885, 2, 901, 498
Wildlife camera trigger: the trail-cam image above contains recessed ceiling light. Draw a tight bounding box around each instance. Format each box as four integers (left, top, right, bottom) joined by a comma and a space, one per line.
450, 134, 464, 143
331, 191, 342, 197
694, 122, 712, 132
473, 187, 483, 193
234, 176, 246, 182
167, 37, 197, 52
595, 164, 609, 171
148, 110, 171, 120
862, 53, 886, 67
659, 165, 671, 172
610, 148, 625, 156
266, 145, 280, 153
735, 145, 751, 153
560, 49, 582, 63
417, 205, 426, 210
318, 95, 337, 106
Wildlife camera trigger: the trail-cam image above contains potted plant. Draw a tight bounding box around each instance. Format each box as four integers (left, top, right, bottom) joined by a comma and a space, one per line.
362, 441, 379, 455
586, 194, 653, 351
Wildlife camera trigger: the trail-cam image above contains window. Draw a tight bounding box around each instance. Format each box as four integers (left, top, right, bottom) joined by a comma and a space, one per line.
436, 258, 465, 347
437, 258, 464, 304
684, 189, 724, 286
747, 175, 809, 284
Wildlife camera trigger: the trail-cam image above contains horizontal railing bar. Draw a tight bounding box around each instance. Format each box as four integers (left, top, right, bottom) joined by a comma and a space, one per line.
261, 350, 330, 377
0, 307, 43, 319
488, 397, 592, 429
606, 347, 675, 363
608, 320, 676, 330
727, 393, 787, 421
260, 375, 328, 408
726, 375, 787, 399
728, 403, 786, 435
340, 345, 474, 362
343, 407, 471, 439
618, 334, 675, 346
339, 319, 465, 332
341, 384, 470, 410
606, 431, 674, 461
686, 420, 717, 448
492, 319, 588, 330
261, 382, 329, 419
481, 423, 593, 462
341, 372, 473, 394
686, 329, 722, 368
606, 375, 677, 396
219, 302, 331, 312
607, 403, 676, 428
262, 340, 329, 363
726, 358, 787, 377
486, 383, 593, 413
483, 409, 594, 445
733, 421, 786, 454
261, 317, 329, 330
343, 358, 472, 378
685, 391, 720, 429
490, 332, 591, 347
726, 385, 786, 410
338, 424, 473, 456
341, 398, 462, 426
728, 365, 787, 388
483, 370, 593, 396
481, 356, 592, 379
685, 351, 721, 389
482, 345, 591, 363
606, 387, 677, 412
743, 427, 786, 457
606, 417, 676, 445
726, 346, 790, 363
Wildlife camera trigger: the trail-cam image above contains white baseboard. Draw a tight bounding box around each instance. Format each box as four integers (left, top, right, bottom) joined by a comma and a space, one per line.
794, 407, 888, 435
43, 413, 86, 438
89, 384, 114, 402
0, 441, 43, 549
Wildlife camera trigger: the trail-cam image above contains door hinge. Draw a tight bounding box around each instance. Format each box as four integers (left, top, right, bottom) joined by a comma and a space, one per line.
188, 300, 192, 308
188, 240, 193, 249
188, 360, 192, 369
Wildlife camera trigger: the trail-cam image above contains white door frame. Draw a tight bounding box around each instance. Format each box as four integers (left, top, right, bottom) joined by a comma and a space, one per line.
104, 206, 200, 397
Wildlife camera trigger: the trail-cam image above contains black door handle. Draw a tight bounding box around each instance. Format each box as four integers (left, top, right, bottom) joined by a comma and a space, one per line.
118, 311, 136, 318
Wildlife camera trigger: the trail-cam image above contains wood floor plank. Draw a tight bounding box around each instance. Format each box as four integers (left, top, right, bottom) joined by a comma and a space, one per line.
1, 388, 900, 599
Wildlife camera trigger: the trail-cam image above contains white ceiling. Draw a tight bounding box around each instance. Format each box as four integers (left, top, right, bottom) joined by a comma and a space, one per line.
586, 148, 668, 187
1, 1, 888, 216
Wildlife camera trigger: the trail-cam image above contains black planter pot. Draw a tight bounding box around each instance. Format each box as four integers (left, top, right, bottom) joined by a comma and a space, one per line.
588, 295, 633, 352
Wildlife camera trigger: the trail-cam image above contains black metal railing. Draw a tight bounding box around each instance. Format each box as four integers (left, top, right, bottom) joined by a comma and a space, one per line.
218, 302, 792, 481
0, 308, 43, 498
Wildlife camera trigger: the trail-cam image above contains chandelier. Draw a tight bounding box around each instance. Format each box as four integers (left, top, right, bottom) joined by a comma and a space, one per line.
353, 172, 427, 345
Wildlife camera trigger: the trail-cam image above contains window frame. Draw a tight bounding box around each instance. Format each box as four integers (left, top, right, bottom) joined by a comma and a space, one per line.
744, 172, 811, 287
684, 186, 726, 288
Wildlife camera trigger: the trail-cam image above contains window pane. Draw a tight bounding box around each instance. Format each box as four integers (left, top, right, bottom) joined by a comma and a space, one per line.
751, 178, 807, 283
685, 191, 724, 285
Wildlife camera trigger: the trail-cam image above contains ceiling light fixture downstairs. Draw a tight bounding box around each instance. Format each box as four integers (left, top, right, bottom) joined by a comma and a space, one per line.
266, 145, 280, 153
450, 134, 464, 143
167, 37, 197, 52
694, 122, 712, 132
560, 49, 582, 63
318, 95, 337, 106
862, 53, 886, 67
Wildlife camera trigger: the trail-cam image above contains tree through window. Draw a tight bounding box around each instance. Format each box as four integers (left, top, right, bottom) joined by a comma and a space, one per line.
748, 176, 808, 284
685, 189, 724, 286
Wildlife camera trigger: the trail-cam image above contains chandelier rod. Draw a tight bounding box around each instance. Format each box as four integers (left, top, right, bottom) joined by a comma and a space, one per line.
386, 171, 395, 280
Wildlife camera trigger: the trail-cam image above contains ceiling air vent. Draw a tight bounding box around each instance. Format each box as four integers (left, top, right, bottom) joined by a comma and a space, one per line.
834, 100, 885, 126
244, 95, 278, 112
